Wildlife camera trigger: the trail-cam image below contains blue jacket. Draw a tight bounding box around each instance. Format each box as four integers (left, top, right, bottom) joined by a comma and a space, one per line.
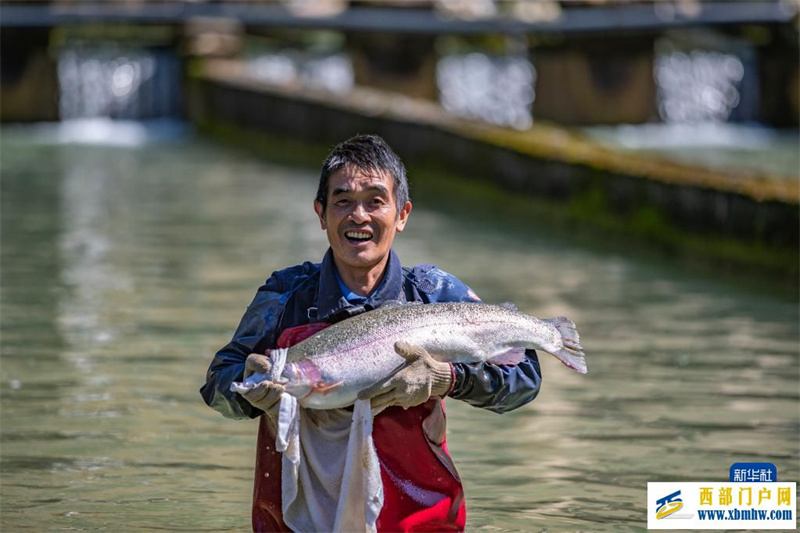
200, 249, 542, 418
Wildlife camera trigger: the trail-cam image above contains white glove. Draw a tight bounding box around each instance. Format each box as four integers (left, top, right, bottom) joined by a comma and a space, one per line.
239, 353, 284, 420
357, 341, 453, 414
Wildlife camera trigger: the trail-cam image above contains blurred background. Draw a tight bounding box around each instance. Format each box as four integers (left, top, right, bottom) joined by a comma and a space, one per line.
1, 1, 798, 531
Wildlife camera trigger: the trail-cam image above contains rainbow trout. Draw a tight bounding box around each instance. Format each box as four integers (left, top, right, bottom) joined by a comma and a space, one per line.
231, 302, 586, 409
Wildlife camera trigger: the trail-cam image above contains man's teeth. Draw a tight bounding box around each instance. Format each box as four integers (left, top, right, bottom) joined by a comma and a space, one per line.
346, 232, 372, 240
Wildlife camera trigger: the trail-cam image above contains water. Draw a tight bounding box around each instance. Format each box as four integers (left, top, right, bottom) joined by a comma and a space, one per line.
58, 47, 182, 120
242, 47, 536, 131
437, 52, 535, 130
583, 122, 799, 179
1, 122, 798, 531
654, 48, 748, 124
246, 51, 354, 95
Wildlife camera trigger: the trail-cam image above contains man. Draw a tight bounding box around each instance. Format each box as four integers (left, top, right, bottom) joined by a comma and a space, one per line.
200, 134, 542, 532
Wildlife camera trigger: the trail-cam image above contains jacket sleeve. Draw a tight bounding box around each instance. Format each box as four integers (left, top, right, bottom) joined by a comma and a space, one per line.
199, 277, 286, 420
412, 265, 543, 414
449, 350, 542, 414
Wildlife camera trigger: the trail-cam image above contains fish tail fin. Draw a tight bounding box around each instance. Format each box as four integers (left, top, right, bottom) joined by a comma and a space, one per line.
544, 316, 587, 374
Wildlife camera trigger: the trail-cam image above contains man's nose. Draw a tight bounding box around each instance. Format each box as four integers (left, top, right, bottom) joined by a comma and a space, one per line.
349, 202, 369, 223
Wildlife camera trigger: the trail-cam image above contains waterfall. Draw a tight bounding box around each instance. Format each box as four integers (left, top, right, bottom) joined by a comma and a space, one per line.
654, 35, 758, 124
57, 46, 182, 120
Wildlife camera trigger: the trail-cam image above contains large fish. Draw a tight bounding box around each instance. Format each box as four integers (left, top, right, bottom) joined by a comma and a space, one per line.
232, 302, 586, 409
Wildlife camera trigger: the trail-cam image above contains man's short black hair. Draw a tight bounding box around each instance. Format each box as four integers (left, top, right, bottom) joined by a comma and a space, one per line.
316, 134, 409, 213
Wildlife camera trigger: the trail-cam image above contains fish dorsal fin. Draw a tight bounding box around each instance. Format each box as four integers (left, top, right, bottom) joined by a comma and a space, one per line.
379, 299, 406, 309
499, 301, 519, 312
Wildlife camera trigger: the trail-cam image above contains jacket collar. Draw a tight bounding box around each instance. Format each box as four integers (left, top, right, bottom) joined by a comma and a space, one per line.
316, 248, 404, 323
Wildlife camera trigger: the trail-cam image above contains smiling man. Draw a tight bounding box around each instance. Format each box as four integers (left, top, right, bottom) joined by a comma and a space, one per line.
200, 134, 543, 532
315, 151, 410, 301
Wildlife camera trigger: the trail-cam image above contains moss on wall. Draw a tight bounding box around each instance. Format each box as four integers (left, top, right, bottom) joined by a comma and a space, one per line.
194, 116, 799, 284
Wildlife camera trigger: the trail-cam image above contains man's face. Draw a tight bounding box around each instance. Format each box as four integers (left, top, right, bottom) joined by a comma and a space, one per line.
314, 166, 411, 274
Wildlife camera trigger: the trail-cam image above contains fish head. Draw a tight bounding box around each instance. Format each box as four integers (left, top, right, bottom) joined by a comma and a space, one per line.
281, 358, 345, 403
280, 359, 320, 399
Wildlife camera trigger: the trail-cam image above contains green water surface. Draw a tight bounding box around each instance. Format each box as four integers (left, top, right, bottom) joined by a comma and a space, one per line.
1, 123, 797, 532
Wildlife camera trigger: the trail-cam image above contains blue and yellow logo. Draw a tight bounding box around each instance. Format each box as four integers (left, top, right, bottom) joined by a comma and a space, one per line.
656, 490, 684, 519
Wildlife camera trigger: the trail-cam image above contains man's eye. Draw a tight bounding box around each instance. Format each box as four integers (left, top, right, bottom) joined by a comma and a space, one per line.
335, 199, 351, 207
371, 198, 386, 206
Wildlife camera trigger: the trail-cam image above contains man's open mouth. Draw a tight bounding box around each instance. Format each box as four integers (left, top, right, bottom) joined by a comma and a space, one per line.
345, 231, 373, 243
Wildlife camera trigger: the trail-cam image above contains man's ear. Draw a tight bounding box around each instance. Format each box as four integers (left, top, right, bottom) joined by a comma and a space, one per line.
313, 200, 327, 230
395, 201, 412, 232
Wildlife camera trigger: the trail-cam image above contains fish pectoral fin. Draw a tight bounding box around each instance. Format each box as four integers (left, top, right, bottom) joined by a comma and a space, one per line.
312, 380, 343, 395
487, 347, 527, 366
356, 359, 411, 400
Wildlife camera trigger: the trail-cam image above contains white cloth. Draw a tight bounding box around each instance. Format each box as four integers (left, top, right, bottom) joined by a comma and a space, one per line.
268, 349, 384, 533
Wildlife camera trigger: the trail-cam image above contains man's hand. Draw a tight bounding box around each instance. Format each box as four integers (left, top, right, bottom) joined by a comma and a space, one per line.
241, 353, 284, 418
357, 341, 453, 414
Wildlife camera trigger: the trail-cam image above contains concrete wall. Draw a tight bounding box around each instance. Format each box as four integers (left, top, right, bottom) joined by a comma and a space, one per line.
186, 59, 799, 278
532, 35, 658, 125
0, 29, 59, 122
346, 32, 438, 101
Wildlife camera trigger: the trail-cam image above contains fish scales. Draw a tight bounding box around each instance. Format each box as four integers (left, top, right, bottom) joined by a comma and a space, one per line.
235, 302, 587, 409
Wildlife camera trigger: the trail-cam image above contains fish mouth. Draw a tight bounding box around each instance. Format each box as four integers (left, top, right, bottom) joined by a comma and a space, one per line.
343, 228, 374, 244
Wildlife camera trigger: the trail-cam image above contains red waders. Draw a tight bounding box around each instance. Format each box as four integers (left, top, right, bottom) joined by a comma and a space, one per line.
251, 323, 466, 533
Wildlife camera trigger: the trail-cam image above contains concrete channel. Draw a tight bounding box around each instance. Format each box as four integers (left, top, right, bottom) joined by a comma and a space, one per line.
186, 58, 799, 282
